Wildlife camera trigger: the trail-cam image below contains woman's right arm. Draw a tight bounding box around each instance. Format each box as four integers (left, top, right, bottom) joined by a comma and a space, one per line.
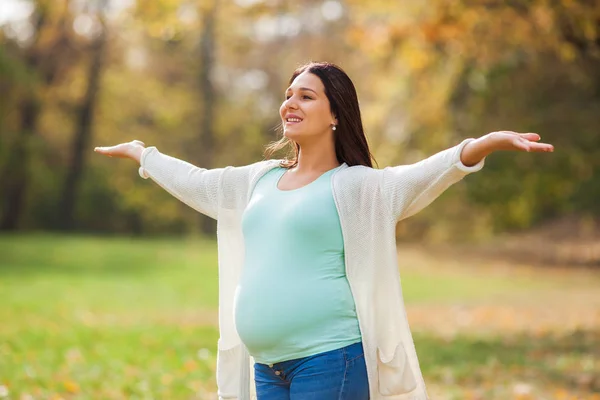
94, 140, 223, 220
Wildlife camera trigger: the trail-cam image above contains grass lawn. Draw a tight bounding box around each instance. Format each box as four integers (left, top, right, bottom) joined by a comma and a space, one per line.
1, 234, 598, 399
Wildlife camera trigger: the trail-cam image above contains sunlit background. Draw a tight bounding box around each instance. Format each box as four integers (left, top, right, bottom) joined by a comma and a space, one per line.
1, 0, 599, 398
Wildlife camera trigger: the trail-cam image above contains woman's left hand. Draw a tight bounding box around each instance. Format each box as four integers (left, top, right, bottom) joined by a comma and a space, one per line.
461, 131, 554, 166
487, 131, 554, 153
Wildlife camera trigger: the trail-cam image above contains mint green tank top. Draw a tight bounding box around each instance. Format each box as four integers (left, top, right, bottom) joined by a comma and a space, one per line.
235, 165, 362, 364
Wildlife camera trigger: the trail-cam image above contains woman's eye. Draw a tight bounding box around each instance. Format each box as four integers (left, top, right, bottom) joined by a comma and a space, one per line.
285, 95, 312, 100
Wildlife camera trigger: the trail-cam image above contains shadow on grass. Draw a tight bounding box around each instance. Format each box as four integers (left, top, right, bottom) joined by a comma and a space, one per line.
415, 329, 600, 392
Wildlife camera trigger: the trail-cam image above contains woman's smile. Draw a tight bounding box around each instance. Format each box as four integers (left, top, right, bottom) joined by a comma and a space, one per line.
284, 114, 304, 126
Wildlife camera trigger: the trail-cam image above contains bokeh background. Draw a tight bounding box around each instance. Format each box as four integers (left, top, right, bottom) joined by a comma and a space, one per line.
1, 0, 599, 399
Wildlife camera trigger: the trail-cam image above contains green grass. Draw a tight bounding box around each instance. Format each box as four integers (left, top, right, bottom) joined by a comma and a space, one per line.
0, 234, 598, 399
1, 234, 221, 398
418, 330, 600, 396
398, 271, 543, 303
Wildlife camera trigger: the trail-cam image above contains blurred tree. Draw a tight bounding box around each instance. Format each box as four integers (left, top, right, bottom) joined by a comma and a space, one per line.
346, 0, 600, 237
0, 0, 597, 240
59, 0, 109, 230
0, 0, 79, 230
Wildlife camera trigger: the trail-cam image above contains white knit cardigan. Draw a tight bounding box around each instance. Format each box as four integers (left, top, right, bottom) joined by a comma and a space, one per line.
139, 138, 485, 400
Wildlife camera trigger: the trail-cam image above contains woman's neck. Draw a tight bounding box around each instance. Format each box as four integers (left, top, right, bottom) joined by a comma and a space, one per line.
294, 140, 340, 173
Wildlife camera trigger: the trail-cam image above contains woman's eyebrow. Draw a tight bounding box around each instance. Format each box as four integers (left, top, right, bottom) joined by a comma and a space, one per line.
285, 87, 318, 94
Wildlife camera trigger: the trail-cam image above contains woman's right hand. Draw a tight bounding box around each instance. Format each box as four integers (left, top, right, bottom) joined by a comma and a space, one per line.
94, 140, 146, 164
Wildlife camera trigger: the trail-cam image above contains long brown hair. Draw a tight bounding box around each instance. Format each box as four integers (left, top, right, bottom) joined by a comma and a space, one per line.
264, 62, 377, 168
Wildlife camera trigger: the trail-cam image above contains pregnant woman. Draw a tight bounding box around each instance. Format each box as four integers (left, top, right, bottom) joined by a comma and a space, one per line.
95, 62, 553, 400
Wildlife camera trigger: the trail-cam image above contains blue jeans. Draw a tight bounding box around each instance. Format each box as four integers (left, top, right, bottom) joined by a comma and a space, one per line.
254, 341, 369, 400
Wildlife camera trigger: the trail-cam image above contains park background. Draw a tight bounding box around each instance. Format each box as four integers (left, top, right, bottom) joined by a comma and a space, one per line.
1, 0, 599, 398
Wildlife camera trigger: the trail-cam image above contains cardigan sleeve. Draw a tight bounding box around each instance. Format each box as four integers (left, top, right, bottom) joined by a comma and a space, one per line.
138, 147, 224, 220
380, 138, 485, 222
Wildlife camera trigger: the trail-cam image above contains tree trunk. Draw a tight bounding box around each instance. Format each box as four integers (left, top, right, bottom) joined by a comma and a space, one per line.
0, 98, 41, 230
59, 22, 107, 231
0, 3, 75, 230
198, 1, 218, 235
0, 6, 50, 231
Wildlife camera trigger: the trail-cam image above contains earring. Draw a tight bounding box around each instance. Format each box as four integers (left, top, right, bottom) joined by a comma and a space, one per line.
332, 125, 337, 131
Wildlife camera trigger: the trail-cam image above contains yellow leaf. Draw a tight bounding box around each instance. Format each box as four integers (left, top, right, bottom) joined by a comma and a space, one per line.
63, 380, 80, 394
184, 359, 197, 371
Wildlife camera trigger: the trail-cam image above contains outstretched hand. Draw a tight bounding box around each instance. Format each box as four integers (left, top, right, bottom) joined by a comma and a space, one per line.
461, 131, 554, 167
489, 131, 554, 153
94, 140, 146, 164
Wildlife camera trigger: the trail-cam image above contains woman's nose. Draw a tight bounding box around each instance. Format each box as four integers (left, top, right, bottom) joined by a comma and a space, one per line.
284, 97, 298, 109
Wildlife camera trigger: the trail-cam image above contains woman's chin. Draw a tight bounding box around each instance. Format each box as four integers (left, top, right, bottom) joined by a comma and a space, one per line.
283, 129, 302, 141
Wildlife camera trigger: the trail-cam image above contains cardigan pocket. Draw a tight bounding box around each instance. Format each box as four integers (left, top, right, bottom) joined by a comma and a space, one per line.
377, 342, 417, 396
216, 340, 242, 399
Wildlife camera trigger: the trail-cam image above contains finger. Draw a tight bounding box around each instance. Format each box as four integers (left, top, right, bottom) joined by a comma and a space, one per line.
529, 142, 554, 152
520, 132, 541, 141
94, 146, 116, 155
132, 140, 145, 146
513, 138, 531, 152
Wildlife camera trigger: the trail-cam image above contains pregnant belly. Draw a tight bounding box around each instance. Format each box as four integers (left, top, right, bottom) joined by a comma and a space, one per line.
234, 274, 354, 355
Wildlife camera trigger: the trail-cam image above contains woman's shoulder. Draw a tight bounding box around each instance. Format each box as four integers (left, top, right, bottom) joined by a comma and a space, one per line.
218, 159, 281, 187
225, 159, 281, 173
334, 164, 382, 190
338, 164, 381, 177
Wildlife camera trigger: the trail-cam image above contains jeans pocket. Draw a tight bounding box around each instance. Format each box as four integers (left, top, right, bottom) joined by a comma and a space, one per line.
376, 342, 417, 396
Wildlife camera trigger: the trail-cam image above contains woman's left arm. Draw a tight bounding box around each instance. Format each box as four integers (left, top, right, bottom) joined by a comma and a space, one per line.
460, 131, 554, 166
380, 131, 554, 222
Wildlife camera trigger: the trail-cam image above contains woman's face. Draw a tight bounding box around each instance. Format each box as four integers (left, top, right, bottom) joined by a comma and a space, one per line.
279, 71, 337, 144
